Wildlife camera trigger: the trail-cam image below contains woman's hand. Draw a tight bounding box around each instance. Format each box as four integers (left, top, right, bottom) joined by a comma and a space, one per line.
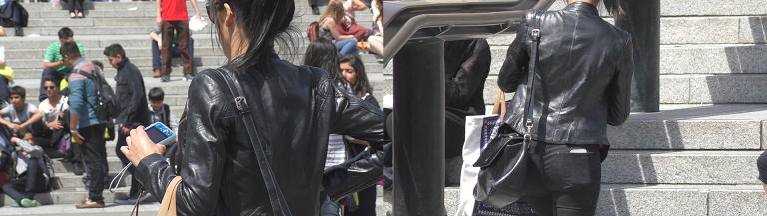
120, 126, 166, 167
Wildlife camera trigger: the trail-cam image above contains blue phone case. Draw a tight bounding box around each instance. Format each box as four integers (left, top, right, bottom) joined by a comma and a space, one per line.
145, 122, 177, 145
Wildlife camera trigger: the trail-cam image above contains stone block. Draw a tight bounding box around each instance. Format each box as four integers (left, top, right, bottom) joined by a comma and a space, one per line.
608, 119, 762, 150
688, 74, 767, 103
601, 150, 761, 184
597, 186, 707, 216
709, 190, 767, 216
659, 75, 690, 104
661, 0, 767, 16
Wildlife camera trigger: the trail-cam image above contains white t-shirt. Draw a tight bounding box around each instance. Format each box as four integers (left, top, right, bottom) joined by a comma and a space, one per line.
39, 96, 69, 122
1, 103, 38, 124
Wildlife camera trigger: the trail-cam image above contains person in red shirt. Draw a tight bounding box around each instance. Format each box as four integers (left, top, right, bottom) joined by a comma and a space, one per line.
155, 0, 201, 82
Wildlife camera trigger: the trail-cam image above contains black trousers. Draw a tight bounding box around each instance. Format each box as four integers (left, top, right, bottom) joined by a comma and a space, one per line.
80, 124, 107, 202
115, 127, 140, 198
522, 141, 605, 216
3, 156, 46, 204
69, 0, 85, 13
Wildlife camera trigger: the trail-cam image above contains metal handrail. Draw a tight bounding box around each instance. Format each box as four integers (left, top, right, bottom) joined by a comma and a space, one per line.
383, 0, 555, 63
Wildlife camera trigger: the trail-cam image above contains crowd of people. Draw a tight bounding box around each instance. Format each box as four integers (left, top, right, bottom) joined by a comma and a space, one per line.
0, 34, 180, 208
0, 0, 385, 212
316, 0, 383, 59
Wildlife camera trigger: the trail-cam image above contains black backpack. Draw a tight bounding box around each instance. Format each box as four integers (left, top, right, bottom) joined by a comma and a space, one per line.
77, 70, 119, 121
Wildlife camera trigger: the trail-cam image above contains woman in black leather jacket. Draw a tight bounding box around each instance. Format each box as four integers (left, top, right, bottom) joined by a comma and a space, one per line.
498, 0, 633, 215
119, 0, 386, 215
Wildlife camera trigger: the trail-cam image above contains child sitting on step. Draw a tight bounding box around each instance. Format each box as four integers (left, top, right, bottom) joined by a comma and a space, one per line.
2, 132, 52, 208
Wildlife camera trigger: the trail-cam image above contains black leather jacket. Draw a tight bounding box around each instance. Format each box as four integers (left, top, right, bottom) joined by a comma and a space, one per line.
134, 55, 386, 215
114, 58, 150, 128
498, 3, 633, 145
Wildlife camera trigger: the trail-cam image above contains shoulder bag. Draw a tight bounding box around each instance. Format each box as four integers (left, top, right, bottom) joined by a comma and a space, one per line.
472, 10, 545, 208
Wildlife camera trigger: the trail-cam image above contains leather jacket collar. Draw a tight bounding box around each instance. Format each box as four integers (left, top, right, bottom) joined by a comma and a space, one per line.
564, 2, 599, 15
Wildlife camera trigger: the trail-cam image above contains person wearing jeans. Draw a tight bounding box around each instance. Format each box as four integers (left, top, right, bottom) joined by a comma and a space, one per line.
62, 42, 108, 209
156, 0, 201, 82
334, 39, 358, 57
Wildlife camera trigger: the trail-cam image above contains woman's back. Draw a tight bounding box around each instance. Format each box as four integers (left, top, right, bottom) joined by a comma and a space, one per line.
498, 2, 633, 145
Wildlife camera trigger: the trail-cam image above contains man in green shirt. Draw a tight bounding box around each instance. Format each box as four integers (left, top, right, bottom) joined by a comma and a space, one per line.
39, 27, 85, 101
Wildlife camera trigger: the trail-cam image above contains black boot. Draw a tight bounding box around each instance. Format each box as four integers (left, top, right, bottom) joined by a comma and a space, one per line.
312, 5, 320, 15
14, 26, 22, 37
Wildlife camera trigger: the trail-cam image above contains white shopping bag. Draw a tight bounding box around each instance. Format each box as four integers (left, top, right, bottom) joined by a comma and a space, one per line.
189, 16, 208, 32
455, 114, 500, 216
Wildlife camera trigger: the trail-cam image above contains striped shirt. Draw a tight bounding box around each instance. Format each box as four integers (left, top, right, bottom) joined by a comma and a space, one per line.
324, 134, 347, 170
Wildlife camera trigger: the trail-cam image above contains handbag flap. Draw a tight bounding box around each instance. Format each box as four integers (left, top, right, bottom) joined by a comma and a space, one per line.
472, 133, 522, 168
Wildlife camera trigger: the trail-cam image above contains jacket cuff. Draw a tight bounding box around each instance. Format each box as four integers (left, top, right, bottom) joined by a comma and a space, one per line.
135, 153, 167, 187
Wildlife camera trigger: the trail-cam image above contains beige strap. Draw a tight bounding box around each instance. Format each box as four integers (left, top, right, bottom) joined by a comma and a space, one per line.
491, 89, 507, 117
157, 176, 183, 216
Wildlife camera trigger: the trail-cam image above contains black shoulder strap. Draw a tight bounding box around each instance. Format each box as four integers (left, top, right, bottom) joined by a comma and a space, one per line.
522, 10, 543, 140
215, 68, 293, 216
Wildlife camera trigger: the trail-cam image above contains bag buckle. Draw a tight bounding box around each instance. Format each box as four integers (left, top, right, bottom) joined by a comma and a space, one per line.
234, 96, 249, 113
531, 29, 540, 41
524, 119, 533, 141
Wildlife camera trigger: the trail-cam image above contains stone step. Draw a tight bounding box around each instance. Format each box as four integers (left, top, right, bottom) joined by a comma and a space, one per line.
474, 104, 767, 150
0, 186, 156, 207
444, 184, 767, 216
52, 157, 125, 174
486, 15, 766, 46
10, 65, 385, 80
0, 202, 160, 215
0, 35, 221, 49
379, 75, 767, 104
446, 149, 761, 186
486, 44, 767, 75
4, 47, 384, 64
20, 1, 317, 12
607, 104, 767, 150
8, 56, 227, 69
55, 172, 131, 189
7, 25, 215, 36
602, 150, 761, 185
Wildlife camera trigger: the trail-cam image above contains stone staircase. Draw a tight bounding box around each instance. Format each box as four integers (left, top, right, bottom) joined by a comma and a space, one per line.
382, 0, 767, 215
0, 0, 385, 214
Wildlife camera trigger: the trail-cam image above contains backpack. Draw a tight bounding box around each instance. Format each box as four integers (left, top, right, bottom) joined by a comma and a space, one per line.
77, 70, 120, 121
307, 21, 320, 42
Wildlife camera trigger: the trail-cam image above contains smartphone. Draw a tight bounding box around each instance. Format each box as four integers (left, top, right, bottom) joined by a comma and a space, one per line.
144, 122, 176, 146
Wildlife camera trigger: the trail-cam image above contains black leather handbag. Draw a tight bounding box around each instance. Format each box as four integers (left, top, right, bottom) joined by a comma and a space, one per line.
473, 10, 545, 208
322, 143, 388, 201
216, 67, 294, 216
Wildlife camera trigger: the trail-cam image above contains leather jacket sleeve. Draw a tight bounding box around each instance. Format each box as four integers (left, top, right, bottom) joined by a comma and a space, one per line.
116, 64, 146, 128
329, 78, 387, 149
135, 72, 231, 215
607, 38, 634, 126
498, 26, 530, 93
445, 39, 491, 107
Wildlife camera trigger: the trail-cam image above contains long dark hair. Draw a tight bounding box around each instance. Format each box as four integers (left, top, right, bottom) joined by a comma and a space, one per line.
208, 0, 297, 72
601, 0, 625, 18
340, 56, 373, 97
563, 0, 625, 17
303, 38, 345, 85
